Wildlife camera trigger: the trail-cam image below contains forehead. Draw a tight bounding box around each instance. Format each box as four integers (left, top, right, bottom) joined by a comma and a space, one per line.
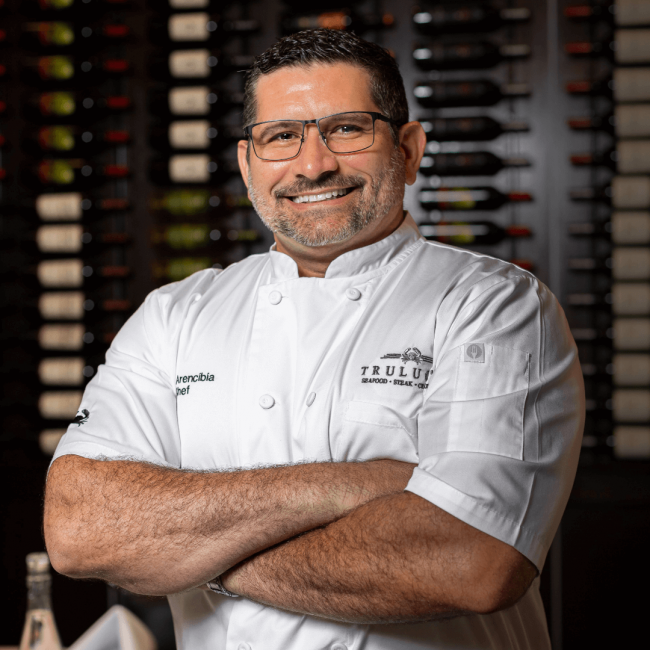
254, 63, 378, 122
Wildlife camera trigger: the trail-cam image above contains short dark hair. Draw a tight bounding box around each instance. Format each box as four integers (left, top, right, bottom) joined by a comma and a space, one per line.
242, 29, 409, 142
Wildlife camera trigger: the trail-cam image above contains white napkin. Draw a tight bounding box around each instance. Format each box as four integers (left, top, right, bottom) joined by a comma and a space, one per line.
68, 605, 157, 650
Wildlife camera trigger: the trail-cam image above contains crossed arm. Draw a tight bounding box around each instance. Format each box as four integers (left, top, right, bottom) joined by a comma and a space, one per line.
44, 454, 536, 622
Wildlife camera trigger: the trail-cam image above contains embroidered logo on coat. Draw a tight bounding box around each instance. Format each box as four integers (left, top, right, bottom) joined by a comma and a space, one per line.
72, 409, 89, 426
380, 347, 433, 365
464, 343, 485, 363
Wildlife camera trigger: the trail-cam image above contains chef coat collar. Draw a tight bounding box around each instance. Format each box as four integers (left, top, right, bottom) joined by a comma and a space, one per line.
268, 211, 422, 281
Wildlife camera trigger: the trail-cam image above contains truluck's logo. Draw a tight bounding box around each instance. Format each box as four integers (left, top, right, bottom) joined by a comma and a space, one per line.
362, 347, 434, 389
464, 343, 485, 363
72, 409, 89, 426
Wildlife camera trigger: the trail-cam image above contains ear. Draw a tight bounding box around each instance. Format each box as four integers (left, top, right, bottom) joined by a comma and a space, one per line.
237, 139, 251, 196
398, 122, 427, 186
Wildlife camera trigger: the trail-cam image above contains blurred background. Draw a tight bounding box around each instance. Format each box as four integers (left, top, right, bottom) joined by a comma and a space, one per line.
1, 0, 649, 648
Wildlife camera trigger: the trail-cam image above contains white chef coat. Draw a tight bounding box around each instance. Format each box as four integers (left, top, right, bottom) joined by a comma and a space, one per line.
53, 212, 584, 650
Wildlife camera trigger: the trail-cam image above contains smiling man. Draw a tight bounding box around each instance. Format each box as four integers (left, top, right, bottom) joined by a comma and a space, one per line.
44, 30, 584, 650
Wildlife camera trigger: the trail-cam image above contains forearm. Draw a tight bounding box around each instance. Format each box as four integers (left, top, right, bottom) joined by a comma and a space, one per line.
222, 492, 536, 623
44, 455, 414, 596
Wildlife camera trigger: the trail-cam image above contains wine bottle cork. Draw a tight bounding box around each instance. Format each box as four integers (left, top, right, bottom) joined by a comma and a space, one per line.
611, 211, 650, 244
613, 318, 650, 349
36, 225, 83, 253
613, 353, 650, 385
613, 388, 650, 421
613, 425, 650, 458
611, 175, 650, 208
612, 283, 650, 315
37, 260, 84, 288
38, 390, 83, 419
38, 358, 85, 386
612, 247, 650, 279
617, 140, 650, 174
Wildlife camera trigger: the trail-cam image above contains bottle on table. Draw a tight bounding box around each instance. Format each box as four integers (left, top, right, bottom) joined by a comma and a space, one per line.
19, 552, 62, 650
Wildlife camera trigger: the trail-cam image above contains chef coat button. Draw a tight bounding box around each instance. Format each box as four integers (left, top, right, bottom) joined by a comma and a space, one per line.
259, 394, 275, 409
345, 287, 361, 301
238, 644, 251, 650
269, 290, 282, 305
331, 644, 347, 650
306, 392, 316, 407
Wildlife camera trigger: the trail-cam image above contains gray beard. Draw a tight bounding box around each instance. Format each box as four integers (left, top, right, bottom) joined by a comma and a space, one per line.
247, 148, 406, 248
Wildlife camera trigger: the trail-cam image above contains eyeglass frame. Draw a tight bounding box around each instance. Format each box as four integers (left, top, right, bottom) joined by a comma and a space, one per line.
243, 111, 398, 162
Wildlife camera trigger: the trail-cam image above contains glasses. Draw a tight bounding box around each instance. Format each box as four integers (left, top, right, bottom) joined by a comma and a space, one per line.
244, 111, 396, 162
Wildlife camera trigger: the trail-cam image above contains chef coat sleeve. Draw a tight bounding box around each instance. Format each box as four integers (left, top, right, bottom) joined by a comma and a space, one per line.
51, 288, 181, 468
406, 272, 584, 571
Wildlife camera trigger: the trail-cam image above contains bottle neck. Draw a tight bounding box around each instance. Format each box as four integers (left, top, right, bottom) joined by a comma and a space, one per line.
26, 576, 53, 612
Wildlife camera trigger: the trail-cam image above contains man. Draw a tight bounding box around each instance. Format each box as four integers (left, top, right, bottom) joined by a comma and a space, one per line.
44, 29, 584, 650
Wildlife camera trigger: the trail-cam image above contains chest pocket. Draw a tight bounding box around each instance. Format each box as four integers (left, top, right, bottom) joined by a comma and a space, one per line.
420, 344, 530, 460
334, 401, 419, 463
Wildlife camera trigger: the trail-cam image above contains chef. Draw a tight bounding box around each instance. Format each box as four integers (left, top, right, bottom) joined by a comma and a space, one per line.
45, 28, 584, 650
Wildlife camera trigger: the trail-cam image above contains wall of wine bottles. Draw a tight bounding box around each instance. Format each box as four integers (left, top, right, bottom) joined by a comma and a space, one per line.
2, 0, 650, 648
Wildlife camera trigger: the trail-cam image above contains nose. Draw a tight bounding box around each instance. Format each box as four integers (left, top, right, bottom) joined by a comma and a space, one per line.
292, 123, 338, 179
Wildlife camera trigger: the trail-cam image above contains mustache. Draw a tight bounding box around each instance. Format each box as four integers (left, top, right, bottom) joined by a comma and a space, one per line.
274, 175, 366, 199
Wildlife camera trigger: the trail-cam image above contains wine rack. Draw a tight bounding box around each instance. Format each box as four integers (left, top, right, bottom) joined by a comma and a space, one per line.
2, 1, 650, 649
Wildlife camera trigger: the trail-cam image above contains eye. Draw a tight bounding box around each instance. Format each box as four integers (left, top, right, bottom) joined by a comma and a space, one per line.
272, 131, 299, 142
334, 123, 362, 135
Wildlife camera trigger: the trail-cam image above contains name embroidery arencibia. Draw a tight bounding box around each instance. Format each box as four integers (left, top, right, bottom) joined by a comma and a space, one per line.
361, 347, 433, 389
176, 372, 214, 396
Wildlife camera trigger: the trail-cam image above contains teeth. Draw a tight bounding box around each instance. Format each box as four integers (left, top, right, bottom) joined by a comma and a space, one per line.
292, 188, 349, 203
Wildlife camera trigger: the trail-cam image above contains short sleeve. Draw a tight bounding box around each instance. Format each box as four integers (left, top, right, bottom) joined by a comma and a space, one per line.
51, 288, 182, 468
406, 272, 584, 571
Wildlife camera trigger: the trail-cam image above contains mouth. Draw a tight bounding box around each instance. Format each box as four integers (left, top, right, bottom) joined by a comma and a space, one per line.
285, 186, 357, 204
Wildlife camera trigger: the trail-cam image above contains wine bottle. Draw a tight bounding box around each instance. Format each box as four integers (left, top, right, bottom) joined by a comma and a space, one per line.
568, 105, 650, 138
155, 0, 225, 10
612, 389, 650, 422
32, 193, 129, 221
568, 283, 650, 315
419, 116, 528, 142
565, 1, 650, 26
149, 86, 243, 118
281, 10, 394, 34
149, 155, 239, 185
3, 322, 117, 351
569, 211, 650, 244
570, 141, 650, 174
152, 256, 224, 282
413, 5, 530, 34
571, 176, 650, 209
26, 159, 129, 188
22, 54, 130, 85
21, 20, 130, 50
27, 0, 131, 16
7, 260, 130, 290
414, 80, 530, 108
150, 121, 241, 152
28, 224, 129, 253
567, 30, 650, 64
149, 14, 259, 44
419, 187, 533, 211
569, 248, 650, 280
413, 41, 530, 71
149, 188, 252, 217
36, 291, 130, 320
19, 553, 62, 650
150, 50, 254, 81
24, 91, 131, 123
151, 224, 260, 250
1, 353, 98, 386
419, 151, 530, 176
566, 68, 650, 102
418, 221, 531, 246
612, 426, 650, 458
25, 125, 130, 155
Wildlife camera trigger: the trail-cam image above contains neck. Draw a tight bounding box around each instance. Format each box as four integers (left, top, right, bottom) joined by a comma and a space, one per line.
274, 206, 406, 278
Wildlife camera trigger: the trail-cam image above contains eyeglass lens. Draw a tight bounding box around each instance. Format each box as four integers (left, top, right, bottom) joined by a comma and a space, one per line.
250, 112, 376, 160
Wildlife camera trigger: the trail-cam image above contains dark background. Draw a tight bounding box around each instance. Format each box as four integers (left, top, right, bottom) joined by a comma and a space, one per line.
2, 0, 649, 648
